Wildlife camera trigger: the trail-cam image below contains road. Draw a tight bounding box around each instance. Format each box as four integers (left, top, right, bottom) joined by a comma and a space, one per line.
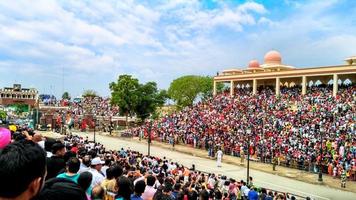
74, 132, 356, 200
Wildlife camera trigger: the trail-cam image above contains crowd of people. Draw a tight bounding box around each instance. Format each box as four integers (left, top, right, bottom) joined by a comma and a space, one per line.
46, 96, 119, 132
0, 128, 306, 200
126, 85, 356, 181
69, 97, 120, 117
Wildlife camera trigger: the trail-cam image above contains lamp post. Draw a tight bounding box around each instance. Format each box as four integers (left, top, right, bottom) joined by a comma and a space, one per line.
61, 112, 65, 135
93, 116, 96, 143
318, 126, 324, 182
246, 127, 251, 185
148, 120, 152, 156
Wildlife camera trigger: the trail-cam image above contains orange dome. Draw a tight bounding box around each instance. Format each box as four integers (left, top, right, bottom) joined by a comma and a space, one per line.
248, 60, 260, 68
264, 50, 282, 64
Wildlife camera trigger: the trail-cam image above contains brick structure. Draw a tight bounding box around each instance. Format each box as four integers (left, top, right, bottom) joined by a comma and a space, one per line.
0, 84, 38, 109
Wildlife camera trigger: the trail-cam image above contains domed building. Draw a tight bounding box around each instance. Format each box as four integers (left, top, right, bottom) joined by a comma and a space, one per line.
261, 50, 295, 71
215, 50, 356, 97
264, 50, 282, 64
243, 60, 264, 76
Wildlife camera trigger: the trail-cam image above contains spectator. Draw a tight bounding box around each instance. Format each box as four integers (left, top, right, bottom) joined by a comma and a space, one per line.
91, 185, 105, 200
0, 140, 46, 200
131, 180, 146, 200
89, 157, 106, 188
116, 176, 133, 200
32, 133, 45, 149
37, 178, 87, 200
142, 175, 157, 200
78, 171, 93, 199
247, 187, 258, 200
46, 142, 66, 180
79, 155, 91, 173
57, 157, 81, 183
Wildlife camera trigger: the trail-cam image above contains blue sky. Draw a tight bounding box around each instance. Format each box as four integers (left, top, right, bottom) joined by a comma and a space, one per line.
0, 0, 355, 98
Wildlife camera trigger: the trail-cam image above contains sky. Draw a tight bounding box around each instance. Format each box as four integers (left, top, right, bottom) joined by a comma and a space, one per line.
0, 0, 355, 98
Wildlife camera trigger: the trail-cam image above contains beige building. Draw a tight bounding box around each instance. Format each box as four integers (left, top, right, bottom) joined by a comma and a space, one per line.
0, 84, 38, 108
213, 50, 356, 97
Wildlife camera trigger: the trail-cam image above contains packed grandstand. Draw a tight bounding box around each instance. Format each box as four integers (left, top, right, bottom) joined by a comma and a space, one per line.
125, 85, 356, 181
1, 84, 354, 200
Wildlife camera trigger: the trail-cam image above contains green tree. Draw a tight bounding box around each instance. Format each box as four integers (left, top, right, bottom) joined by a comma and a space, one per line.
135, 82, 168, 121
168, 75, 221, 108
62, 91, 71, 100
82, 90, 98, 98
110, 75, 140, 127
0, 110, 6, 121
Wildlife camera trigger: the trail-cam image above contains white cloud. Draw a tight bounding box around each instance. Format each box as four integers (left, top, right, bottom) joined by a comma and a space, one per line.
1, 0, 353, 97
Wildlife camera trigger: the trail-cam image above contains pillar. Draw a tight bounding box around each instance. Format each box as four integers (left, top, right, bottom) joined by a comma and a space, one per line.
302, 76, 307, 95
213, 81, 217, 96
333, 74, 338, 97
230, 80, 234, 96
275, 77, 280, 97
252, 79, 257, 95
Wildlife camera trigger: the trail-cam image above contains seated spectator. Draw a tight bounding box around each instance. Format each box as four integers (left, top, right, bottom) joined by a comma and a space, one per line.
0, 140, 46, 200
57, 157, 81, 183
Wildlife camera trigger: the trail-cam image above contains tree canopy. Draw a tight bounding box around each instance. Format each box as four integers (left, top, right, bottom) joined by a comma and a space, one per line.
0, 110, 6, 121
62, 91, 71, 100
134, 82, 167, 121
110, 75, 140, 119
82, 90, 98, 98
110, 75, 167, 123
168, 75, 222, 108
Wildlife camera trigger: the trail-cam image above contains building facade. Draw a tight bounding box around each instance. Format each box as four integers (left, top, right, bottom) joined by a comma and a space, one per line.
213, 51, 356, 97
0, 84, 38, 108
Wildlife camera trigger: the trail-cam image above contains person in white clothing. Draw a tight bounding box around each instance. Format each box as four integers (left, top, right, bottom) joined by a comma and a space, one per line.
89, 157, 105, 188
217, 148, 223, 167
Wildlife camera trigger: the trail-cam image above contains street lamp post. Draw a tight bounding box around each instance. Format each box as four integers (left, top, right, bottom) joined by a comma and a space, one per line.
318, 126, 324, 182
93, 116, 96, 143
246, 127, 251, 186
148, 120, 152, 156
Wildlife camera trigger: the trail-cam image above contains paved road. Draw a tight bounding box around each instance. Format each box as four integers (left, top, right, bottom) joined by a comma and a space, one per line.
74, 132, 356, 200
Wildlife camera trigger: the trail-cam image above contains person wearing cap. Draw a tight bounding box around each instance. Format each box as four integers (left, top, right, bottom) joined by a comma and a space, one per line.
89, 157, 105, 188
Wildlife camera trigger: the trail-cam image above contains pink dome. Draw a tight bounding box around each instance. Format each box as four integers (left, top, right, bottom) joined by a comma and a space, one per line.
264, 50, 282, 64
248, 60, 260, 68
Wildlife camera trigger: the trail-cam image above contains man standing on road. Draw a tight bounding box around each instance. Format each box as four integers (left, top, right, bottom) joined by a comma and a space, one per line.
240, 146, 245, 164
341, 169, 347, 188
272, 155, 278, 171
217, 148, 223, 167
